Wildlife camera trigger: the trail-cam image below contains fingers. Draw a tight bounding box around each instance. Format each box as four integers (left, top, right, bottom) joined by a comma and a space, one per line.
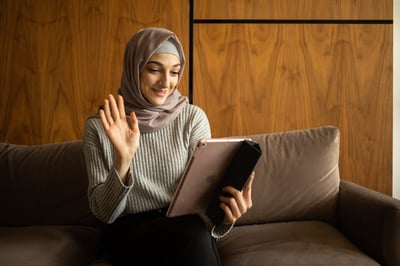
243, 172, 255, 207
100, 95, 126, 130
220, 188, 247, 217
220, 202, 236, 224
117, 95, 126, 118
130, 111, 139, 131
108, 94, 121, 121
220, 172, 256, 224
99, 95, 113, 130
99, 109, 109, 130
219, 192, 247, 224
103, 97, 114, 127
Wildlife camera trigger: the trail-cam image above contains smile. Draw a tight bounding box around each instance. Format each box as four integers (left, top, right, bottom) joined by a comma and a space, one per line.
151, 88, 168, 96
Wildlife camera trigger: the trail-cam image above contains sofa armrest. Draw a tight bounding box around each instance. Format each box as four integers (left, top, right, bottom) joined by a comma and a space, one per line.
338, 180, 400, 266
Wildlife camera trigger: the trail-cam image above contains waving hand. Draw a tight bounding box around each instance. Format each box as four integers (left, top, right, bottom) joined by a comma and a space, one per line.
99, 94, 140, 183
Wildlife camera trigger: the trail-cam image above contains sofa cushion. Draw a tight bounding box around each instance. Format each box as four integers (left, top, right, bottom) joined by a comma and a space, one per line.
0, 141, 98, 226
0, 225, 101, 266
217, 221, 379, 266
237, 126, 340, 225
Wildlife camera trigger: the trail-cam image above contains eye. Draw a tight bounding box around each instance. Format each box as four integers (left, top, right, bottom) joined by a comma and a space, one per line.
171, 68, 181, 76
148, 67, 160, 73
171, 71, 180, 76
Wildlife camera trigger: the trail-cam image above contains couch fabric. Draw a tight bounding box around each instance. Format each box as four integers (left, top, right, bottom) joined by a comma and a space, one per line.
1, 126, 399, 266
238, 127, 340, 226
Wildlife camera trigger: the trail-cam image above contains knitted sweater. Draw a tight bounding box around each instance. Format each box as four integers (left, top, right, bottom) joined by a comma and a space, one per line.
83, 104, 211, 224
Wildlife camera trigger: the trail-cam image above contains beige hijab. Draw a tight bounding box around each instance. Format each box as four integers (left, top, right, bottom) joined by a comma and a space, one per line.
118, 27, 188, 132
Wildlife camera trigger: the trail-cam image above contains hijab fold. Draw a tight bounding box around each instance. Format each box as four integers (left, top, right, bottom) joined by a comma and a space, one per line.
118, 27, 188, 132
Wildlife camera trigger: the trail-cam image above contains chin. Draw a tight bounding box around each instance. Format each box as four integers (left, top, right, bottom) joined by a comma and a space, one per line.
151, 99, 167, 106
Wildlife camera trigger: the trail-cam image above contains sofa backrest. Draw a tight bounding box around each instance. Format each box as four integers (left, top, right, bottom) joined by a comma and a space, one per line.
237, 126, 340, 226
0, 126, 340, 227
0, 141, 99, 226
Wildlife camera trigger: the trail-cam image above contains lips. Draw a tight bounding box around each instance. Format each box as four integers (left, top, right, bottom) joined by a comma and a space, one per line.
152, 88, 168, 97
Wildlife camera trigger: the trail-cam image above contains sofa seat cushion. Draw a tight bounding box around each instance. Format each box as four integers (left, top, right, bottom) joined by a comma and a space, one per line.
0, 225, 102, 266
217, 221, 379, 266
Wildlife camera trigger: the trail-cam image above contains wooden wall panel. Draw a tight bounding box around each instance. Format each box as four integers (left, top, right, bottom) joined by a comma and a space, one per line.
193, 24, 392, 194
0, 0, 394, 195
0, 0, 189, 144
195, 0, 393, 20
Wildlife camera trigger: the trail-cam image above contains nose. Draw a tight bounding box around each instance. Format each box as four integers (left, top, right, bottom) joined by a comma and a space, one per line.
158, 72, 170, 88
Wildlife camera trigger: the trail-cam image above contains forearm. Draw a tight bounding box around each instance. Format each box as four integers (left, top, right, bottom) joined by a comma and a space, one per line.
114, 153, 134, 185
83, 136, 134, 223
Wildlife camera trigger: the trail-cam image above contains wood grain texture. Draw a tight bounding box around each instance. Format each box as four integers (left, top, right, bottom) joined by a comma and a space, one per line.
194, 0, 393, 20
193, 24, 392, 194
0, 0, 394, 195
0, 0, 189, 144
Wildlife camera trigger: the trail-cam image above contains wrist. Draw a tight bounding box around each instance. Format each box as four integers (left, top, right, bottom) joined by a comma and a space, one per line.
114, 155, 132, 183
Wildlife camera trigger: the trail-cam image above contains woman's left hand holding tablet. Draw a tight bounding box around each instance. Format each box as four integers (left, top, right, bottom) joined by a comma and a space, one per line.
99, 94, 140, 183
219, 172, 255, 224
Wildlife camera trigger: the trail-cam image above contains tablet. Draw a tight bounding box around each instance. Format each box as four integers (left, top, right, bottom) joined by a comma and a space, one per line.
166, 138, 261, 218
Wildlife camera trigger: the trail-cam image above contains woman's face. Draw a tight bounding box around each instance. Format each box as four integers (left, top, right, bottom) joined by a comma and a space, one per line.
140, 53, 181, 106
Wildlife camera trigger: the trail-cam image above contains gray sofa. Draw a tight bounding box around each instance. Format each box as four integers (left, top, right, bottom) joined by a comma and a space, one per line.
1, 126, 399, 266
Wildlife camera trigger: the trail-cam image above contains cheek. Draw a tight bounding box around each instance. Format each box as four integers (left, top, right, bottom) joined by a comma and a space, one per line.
139, 72, 144, 89
171, 77, 179, 89
139, 80, 145, 96
140, 74, 151, 90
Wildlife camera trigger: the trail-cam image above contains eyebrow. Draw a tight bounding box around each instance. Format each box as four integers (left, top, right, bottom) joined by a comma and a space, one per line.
146, 61, 181, 68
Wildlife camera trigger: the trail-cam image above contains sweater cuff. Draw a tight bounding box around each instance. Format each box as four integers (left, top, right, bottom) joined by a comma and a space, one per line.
112, 166, 134, 188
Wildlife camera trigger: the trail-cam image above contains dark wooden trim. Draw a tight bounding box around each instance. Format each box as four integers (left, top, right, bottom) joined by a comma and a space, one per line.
193, 19, 393, 24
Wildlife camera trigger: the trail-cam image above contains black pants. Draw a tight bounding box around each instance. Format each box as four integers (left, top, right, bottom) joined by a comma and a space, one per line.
106, 208, 221, 266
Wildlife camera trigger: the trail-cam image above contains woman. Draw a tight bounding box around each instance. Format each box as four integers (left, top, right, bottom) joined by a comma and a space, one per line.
83, 27, 254, 266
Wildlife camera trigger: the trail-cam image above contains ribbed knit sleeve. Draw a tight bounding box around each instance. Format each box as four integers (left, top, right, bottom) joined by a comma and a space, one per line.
83, 104, 211, 224
83, 118, 134, 223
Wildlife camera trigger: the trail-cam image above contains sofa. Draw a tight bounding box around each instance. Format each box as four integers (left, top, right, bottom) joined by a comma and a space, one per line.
0, 126, 399, 266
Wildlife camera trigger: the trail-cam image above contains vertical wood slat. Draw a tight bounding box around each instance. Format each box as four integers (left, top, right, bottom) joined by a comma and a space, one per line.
194, 0, 393, 20
193, 24, 392, 194
0, 0, 189, 144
